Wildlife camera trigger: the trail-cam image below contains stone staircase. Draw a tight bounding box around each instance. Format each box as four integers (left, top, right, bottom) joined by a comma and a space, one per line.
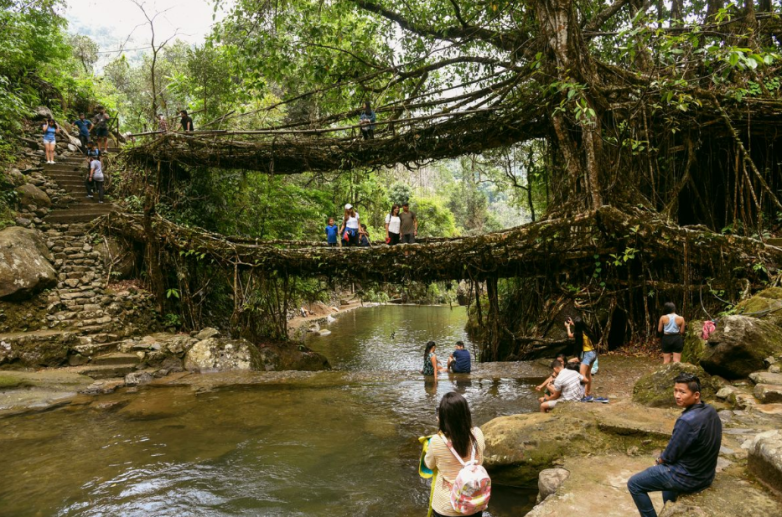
43, 148, 120, 224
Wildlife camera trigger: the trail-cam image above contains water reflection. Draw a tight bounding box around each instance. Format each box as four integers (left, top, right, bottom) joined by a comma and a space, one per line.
0, 306, 540, 516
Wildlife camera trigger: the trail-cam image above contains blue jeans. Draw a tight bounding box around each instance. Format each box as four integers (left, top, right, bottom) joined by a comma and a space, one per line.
627, 464, 688, 517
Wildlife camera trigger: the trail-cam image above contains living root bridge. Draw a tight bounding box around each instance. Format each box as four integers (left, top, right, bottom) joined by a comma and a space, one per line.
123, 109, 546, 174
99, 206, 781, 286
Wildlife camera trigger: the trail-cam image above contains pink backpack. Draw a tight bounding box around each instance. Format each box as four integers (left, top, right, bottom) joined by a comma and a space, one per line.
702, 320, 716, 340
440, 434, 492, 514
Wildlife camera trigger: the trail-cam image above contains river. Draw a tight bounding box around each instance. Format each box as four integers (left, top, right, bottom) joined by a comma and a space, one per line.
0, 306, 543, 516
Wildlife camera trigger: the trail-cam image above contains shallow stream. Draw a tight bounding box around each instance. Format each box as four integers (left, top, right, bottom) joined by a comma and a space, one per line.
0, 306, 542, 516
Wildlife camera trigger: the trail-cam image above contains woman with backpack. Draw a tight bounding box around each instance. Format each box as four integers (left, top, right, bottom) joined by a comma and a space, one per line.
424, 392, 490, 516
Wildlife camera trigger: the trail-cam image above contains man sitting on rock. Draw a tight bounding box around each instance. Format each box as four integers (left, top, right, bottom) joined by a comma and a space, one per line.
627, 373, 722, 517
539, 359, 584, 412
446, 341, 471, 373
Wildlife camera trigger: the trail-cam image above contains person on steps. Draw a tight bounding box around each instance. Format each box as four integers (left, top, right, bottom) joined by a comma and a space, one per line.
659, 302, 685, 364
325, 217, 339, 247
447, 341, 471, 374
539, 359, 585, 412
84, 142, 101, 198
89, 154, 105, 203
339, 204, 360, 247
72, 113, 92, 155
92, 106, 111, 154
42, 118, 60, 164
385, 204, 401, 245
565, 316, 597, 399
359, 101, 376, 140
627, 373, 722, 517
424, 392, 487, 517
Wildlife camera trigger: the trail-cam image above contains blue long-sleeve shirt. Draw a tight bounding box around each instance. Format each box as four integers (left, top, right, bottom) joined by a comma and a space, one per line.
359, 110, 376, 131
660, 402, 722, 490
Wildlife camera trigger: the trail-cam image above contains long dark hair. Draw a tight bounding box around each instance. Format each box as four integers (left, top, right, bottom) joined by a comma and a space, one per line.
363, 101, 372, 115
438, 392, 476, 457
390, 204, 400, 217
572, 317, 592, 356
424, 341, 436, 360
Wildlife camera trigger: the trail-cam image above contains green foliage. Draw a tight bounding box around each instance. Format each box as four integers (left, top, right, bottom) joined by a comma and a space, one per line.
388, 183, 412, 206
412, 197, 457, 238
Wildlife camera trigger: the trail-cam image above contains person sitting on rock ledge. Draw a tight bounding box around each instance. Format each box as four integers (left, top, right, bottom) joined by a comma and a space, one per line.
539, 359, 584, 412
627, 373, 722, 517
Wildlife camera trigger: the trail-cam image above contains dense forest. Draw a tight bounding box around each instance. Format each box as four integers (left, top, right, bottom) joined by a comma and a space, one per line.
3, 0, 782, 360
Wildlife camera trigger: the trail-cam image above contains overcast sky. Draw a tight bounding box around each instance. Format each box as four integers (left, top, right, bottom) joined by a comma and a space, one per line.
65, 0, 230, 53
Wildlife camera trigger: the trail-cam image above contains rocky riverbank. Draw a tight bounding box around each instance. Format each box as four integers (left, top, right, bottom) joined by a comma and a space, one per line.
480, 290, 782, 517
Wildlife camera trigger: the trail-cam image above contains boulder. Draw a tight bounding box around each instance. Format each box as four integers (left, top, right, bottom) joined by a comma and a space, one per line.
32, 106, 54, 120
195, 327, 221, 340
0, 226, 57, 300
748, 430, 782, 496
183, 336, 264, 371
681, 320, 706, 364
753, 384, 782, 404
537, 468, 570, 502
15, 183, 51, 208
658, 474, 782, 517
5, 168, 26, 187
124, 371, 154, 386
701, 316, 782, 379
633, 362, 715, 407
749, 371, 782, 385
734, 287, 782, 327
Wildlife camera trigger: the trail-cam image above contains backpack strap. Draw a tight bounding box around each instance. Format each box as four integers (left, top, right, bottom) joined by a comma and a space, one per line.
439, 433, 476, 466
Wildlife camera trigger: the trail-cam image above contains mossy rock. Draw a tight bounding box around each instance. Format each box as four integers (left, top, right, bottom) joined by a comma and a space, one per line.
633, 362, 715, 407
735, 287, 782, 327
702, 315, 782, 379
682, 319, 706, 364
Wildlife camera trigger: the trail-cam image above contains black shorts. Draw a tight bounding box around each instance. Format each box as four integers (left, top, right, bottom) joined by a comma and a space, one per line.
95, 127, 109, 137
401, 233, 415, 244
661, 334, 684, 354
388, 232, 400, 245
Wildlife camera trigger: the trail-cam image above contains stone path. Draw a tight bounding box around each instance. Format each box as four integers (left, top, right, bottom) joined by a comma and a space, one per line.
44, 148, 119, 224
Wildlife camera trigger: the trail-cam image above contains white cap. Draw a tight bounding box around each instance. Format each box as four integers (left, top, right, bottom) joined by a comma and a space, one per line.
345, 203, 353, 209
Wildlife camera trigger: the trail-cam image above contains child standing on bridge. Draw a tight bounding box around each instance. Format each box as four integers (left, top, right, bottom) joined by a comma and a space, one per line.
325, 217, 339, 247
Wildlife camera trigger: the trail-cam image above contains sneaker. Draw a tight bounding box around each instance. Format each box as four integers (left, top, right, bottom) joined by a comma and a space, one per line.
86, 195, 93, 198
99, 201, 103, 204
581, 396, 594, 402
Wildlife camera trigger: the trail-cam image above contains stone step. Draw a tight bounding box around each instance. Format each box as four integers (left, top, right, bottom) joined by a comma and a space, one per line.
77, 334, 121, 346
70, 363, 138, 380
91, 352, 141, 366
46, 209, 115, 224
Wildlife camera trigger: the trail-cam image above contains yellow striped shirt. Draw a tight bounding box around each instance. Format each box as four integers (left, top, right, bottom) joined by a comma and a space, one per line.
424, 427, 486, 516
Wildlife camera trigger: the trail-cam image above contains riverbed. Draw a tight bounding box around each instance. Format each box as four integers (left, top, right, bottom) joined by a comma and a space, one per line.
0, 306, 543, 516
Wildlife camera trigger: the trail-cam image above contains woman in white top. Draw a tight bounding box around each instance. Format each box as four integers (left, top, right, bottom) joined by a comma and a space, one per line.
339, 203, 360, 246
385, 204, 401, 245
658, 301, 685, 364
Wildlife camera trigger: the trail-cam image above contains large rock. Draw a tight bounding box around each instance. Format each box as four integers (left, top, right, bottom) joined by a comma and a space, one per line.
748, 430, 782, 498
700, 315, 782, 379
633, 362, 715, 407
5, 168, 26, 187
184, 336, 264, 372
32, 106, 54, 120
753, 384, 782, 404
658, 473, 782, 517
482, 404, 673, 486
15, 183, 51, 208
0, 227, 56, 300
681, 319, 706, 364
734, 287, 782, 327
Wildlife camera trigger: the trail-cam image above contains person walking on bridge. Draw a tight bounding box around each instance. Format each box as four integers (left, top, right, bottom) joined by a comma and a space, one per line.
400, 202, 418, 244
340, 204, 360, 246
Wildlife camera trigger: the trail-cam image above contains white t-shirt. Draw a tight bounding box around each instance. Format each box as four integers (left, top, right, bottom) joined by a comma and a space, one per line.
90, 159, 104, 181
345, 212, 359, 229
385, 214, 401, 234
552, 369, 585, 402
